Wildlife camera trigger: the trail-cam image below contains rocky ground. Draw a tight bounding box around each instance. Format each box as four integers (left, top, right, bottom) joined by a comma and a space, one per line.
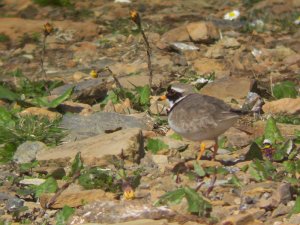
0, 0, 300, 224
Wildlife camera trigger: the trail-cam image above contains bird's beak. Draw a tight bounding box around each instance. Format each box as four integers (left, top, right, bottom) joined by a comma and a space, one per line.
159, 95, 167, 101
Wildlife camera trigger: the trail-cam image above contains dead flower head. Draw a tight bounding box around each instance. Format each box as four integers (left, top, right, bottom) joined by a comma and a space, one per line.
130, 10, 141, 27
43, 22, 54, 36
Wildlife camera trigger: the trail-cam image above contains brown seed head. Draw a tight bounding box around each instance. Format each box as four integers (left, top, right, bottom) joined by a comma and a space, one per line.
130, 10, 141, 26
44, 22, 54, 36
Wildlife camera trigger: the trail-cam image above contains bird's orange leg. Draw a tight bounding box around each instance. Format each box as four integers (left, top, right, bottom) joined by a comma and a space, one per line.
206, 139, 219, 197
197, 142, 206, 160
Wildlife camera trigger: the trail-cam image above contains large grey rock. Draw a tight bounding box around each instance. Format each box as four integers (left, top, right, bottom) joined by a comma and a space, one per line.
61, 112, 150, 142
13, 141, 47, 164
36, 128, 144, 167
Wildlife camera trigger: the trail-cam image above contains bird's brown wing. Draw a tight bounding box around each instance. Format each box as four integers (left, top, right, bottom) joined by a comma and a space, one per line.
169, 94, 239, 134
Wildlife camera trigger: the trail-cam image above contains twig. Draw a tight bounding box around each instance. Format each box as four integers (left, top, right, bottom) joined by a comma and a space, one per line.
105, 66, 123, 90
46, 171, 81, 209
130, 10, 153, 92
40, 34, 47, 80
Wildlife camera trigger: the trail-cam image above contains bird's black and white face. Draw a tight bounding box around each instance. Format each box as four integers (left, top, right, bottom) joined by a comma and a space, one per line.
166, 85, 185, 108
165, 84, 194, 108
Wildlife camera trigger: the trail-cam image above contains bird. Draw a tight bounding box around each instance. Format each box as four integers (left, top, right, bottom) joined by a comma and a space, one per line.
160, 83, 243, 161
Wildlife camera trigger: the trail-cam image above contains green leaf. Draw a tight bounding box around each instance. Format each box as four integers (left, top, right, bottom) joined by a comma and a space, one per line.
0, 85, 19, 101
136, 85, 151, 106
69, 152, 83, 177
31, 87, 74, 108
146, 138, 168, 154
249, 159, 276, 181
55, 205, 75, 225
193, 162, 206, 177
78, 167, 118, 192
245, 142, 263, 160
264, 117, 284, 143
283, 161, 296, 174
155, 188, 185, 205
35, 177, 58, 198
184, 187, 211, 216
295, 130, 300, 143
290, 196, 300, 216
273, 81, 298, 99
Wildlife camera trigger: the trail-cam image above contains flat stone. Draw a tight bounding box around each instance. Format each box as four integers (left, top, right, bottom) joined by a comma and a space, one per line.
69, 200, 176, 224
36, 128, 144, 167
51, 78, 109, 104
262, 98, 300, 115
253, 121, 299, 139
288, 213, 300, 225
160, 25, 190, 43
271, 203, 291, 218
57, 101, 93, 116
220, 212, 255, 225
61, 112, 149, 141
19, 107, 61, 121
200, 77, 252, 102
192, 58, 228, 79
13, 141, 47, 164
40, 189, 115, 209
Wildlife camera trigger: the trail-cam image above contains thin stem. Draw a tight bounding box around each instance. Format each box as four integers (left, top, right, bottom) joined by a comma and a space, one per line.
140, 28, 153, 92
40, 34, 47, 80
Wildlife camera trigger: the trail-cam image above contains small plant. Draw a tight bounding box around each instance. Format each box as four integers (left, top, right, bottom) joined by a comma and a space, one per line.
0, 108, 66, 163
100, 84, 151, 111
155, 187, 212, 217
55, 205, 75, 225
0, 33, 10, 42
146, 138, 169, 154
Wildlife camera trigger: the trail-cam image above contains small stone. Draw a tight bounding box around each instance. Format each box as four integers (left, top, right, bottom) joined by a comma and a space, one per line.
220, 37, 241, 48
271, 203, 291, 218
262, 98, 300, 115
149, 102, 167, 115
19, 178, 46, 186
13, 141, 47, 164
160, 25, 190, 44
40, 189, 115, 209
58, 101, 93, 116
152, 155, 169, 172
72, 71, 86, 81
186, 21, 219, 43
19, 107, 61, 121
221, 211, 254, 225
288, 214, 300, 225
6, 197, 24, 213
273, 182, 291, 205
